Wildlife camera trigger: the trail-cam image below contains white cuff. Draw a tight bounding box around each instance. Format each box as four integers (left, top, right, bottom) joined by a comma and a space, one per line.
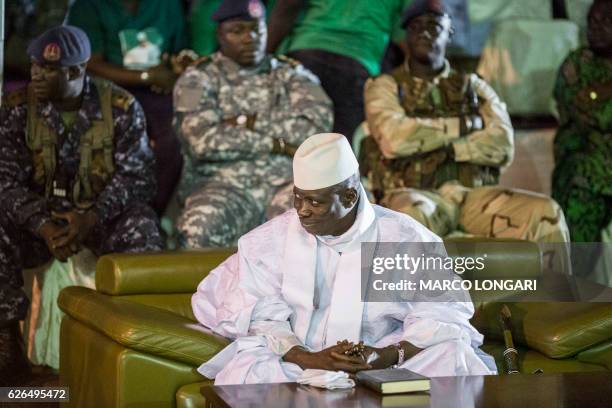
265, 334, 304, 356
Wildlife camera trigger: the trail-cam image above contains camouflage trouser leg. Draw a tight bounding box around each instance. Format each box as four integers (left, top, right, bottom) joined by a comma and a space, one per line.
381, 188, 460, 237
0, 212, 51, 325
176, 183, 270, 248
460, 186, 570, 243
381, 184, 570, 243
265, 183, 295, 221
85, 203, 164, 255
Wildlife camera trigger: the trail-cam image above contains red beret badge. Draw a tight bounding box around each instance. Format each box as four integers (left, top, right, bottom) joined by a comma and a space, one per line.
43, 43, 61, 62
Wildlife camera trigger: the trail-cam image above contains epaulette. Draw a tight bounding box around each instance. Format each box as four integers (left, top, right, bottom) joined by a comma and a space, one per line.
2, 88, 27, 108
277, 54, 301, 67
191, 55, 212, 69
111, 88, 135, 111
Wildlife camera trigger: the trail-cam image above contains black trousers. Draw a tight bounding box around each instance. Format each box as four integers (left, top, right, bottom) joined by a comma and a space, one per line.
0, 203, 163, 325
288, 49, 370, 143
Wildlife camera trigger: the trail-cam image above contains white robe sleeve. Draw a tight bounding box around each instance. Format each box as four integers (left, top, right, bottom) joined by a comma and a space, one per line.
249, 301, 303, 356
191, 253, 257, 339
192, 215, 303, 355
400, 301, 482, 348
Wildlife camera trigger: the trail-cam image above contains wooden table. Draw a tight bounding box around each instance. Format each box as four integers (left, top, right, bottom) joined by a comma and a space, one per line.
201, 371, 612, 408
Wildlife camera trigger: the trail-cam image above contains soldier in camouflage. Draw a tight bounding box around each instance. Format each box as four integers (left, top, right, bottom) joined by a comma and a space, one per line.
173, 0, 333, 248
552, 0, 612, 242
363, 0, 569, 243
0, 26, 163, 384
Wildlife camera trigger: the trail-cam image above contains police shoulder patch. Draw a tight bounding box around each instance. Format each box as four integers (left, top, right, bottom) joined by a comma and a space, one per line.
2, 88, 27, 108
111, 88, 135, 111
277, 55, 301, 67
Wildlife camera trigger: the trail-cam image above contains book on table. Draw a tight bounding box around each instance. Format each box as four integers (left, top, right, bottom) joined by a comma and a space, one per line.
381, 393, 431, 408
356, 369, 431, 394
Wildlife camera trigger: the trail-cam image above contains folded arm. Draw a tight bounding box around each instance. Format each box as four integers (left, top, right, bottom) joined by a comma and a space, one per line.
365, 74, 463, 159
264, 66, 333, 147
452, 75, 514, 167
174, 67, 275, 163
364, 74, 514, 168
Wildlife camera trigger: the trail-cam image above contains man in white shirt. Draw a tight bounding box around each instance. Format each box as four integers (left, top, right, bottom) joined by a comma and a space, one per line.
192, 132, 496, 385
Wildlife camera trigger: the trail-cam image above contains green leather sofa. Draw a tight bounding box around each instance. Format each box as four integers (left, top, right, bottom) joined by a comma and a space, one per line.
58, 243, 612, 408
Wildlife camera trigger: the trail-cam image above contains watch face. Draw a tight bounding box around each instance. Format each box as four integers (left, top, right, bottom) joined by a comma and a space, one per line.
236, 114, 247, 125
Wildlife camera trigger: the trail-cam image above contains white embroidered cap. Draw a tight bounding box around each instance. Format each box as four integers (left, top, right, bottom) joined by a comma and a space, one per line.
293, 133, 359, 190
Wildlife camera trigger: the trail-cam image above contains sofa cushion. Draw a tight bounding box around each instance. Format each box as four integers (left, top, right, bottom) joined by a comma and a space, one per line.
577, 340, 612, 371
473, 302, 612, 359
481, 342, 607, 374
59, 286, 229, 366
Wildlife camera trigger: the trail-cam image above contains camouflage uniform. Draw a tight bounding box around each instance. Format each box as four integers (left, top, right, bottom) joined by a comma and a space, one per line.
363, 59, 570, 243
0, 76, 163, 325
173, 52, 332, 248
552, 48, 612, 242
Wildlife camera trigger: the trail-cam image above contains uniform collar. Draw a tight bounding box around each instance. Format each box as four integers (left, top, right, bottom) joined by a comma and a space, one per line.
215, 51, 273, 76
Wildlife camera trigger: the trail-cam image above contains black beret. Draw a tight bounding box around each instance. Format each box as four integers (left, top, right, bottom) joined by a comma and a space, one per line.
27, 25, 91, 66
211, 0, 266, 23
400, 0, 451, 28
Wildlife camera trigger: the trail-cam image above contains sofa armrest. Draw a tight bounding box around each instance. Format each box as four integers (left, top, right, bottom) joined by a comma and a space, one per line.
96, 249, 235, 295
472, 302, 612, 359
59, 286, 230, 366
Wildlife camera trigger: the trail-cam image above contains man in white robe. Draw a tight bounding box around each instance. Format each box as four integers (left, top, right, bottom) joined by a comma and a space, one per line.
192, 132, 496, 385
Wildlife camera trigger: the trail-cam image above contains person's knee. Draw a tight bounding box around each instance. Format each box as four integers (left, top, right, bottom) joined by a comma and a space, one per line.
102, 203, 164, 252
177, 205, 229, 248
519, 193, 569, 242
383, 189, 453, 235
473, 188, 570, 242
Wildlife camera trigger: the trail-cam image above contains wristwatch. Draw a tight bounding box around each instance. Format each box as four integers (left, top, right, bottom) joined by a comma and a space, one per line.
236, 114, 248, 126
140, 70, 150, 83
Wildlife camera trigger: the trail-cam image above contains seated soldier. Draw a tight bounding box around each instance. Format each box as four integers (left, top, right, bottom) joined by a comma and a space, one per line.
0, 26, 163, 384
552, 0, 612, 243
363, 0, 569, 243
173, 0, 333, 248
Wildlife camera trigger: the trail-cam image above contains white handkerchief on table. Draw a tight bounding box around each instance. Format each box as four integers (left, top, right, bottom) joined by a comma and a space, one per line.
297, 369, 356, 389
